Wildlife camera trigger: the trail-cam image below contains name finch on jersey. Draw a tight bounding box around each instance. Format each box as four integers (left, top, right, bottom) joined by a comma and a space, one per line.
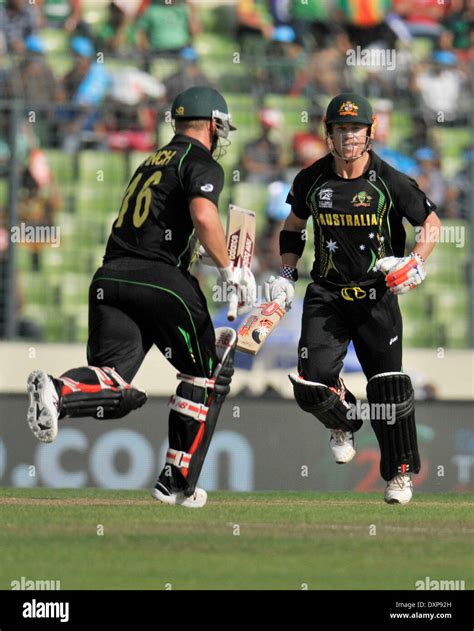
104, 135, 224, 270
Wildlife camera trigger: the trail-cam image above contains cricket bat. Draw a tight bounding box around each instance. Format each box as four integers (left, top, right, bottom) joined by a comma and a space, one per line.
225, 205, 256, 321
236, 296, 286, 355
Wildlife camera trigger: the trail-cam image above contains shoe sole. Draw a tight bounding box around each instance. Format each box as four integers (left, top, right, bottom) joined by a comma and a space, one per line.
151, 487, 207, 509
334, 448, 356, 465
331, 434, 356, 465
151, 488, 176, 505
384, 497, 411, 505
27, 370, 58, 443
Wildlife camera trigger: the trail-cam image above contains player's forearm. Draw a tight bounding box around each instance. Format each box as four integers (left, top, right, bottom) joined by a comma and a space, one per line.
412, 211, 441, 261
192, 212, 230, 269
280, 212, 307, 269
281, 253, 300, 267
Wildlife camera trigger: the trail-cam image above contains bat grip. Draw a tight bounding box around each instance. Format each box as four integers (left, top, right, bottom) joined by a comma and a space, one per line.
276, 293, 288, 309
227, 289, 239, 322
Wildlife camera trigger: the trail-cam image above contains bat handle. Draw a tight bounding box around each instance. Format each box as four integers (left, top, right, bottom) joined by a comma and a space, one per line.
227, 289, 239, 322
276, 293, 287, 309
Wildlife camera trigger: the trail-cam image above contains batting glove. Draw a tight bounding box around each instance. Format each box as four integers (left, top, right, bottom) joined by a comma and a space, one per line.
374, 252, 426, 295
218, 265, 257, 315
264, 268, 296, 310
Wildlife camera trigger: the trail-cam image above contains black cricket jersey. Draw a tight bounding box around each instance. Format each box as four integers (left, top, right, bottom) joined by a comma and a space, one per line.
287, 151, 436, 286
104, 134, 224, 270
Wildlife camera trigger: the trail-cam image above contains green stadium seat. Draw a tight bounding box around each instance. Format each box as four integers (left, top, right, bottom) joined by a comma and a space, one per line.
225, 94, 257, 130
0, 178, 9, 207
265, 95, 310, 128
436, 286, 467, 317
128, 152, 150, 178
78, 151, 128, 186
75, 184, 123, 220
15, 245, 33, 273
59, 273, 91, 305
43, 309, 80, 343
231, 182, 269, 230
44, 149, 75, 186
22, 305, 50, 336
432, 127, 471, 160
196, 33, 236, 59
411, 37, 434, 61
404, 321, 439, 347
40, 247, 65, 273
400, 288, 435, 321
441, 156, 462, 179
150, 58, 181, 82
81, 0, 108, 25
20, 272, 51, 306
445, 321, 468, 348
389, 112, 413, 151
77, 308, 90, 343
41, 28, 68, 54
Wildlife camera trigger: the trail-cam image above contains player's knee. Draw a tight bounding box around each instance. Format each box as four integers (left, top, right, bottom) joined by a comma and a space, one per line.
366, 371, 414, 414
289, 374, 362, 433
59, 366, 147, 419
176, 381, 207, 405
60, 366, 101, 385
298, 364, 340, 388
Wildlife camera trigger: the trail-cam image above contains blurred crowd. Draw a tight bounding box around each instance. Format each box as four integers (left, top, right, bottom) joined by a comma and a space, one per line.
0, 0, 471, 140
0, 0, 472, 338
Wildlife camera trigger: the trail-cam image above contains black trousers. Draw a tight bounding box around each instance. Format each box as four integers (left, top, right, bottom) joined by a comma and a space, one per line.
87, 259, 217, 381
85, 258, 217, 491
298, 281, 403, 385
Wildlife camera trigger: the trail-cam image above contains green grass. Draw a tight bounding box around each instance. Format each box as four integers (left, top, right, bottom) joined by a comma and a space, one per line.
0, 489, 472, 590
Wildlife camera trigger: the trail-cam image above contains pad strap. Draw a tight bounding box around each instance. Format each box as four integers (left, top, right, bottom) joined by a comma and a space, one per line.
166, 448, 192, 470
177, 373, 216, 390
168, 394, 208, 422
100, 366, 132, 389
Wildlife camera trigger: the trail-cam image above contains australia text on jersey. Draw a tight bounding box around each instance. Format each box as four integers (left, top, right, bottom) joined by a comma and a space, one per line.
317, 212, 380, 227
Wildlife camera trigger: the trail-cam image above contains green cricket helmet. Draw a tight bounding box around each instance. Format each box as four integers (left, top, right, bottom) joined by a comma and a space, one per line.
324, 92, 377, 161
171, 86, 236, 140
325, 92, 374, 126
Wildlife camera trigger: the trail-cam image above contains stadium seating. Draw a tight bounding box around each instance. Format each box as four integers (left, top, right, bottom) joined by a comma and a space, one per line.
4, 4, 470, 349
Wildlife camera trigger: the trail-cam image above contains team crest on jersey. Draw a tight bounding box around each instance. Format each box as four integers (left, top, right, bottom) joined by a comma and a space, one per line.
338, 101, 359, 117
318, 188, 333, 208
351, 191, 372, 207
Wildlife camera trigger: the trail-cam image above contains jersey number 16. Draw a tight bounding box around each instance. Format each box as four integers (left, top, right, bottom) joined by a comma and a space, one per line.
115, 170, 163, 229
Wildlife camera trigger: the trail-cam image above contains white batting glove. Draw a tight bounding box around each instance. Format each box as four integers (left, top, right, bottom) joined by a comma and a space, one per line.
218, 265, 257, 315
264, 274, 295, 310
197, 244, 213, 266
374, 252, 426, 295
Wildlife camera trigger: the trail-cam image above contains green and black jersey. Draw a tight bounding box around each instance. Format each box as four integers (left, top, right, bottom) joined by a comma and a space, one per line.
104, 134, 224, 270
287, 151, 436, 286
